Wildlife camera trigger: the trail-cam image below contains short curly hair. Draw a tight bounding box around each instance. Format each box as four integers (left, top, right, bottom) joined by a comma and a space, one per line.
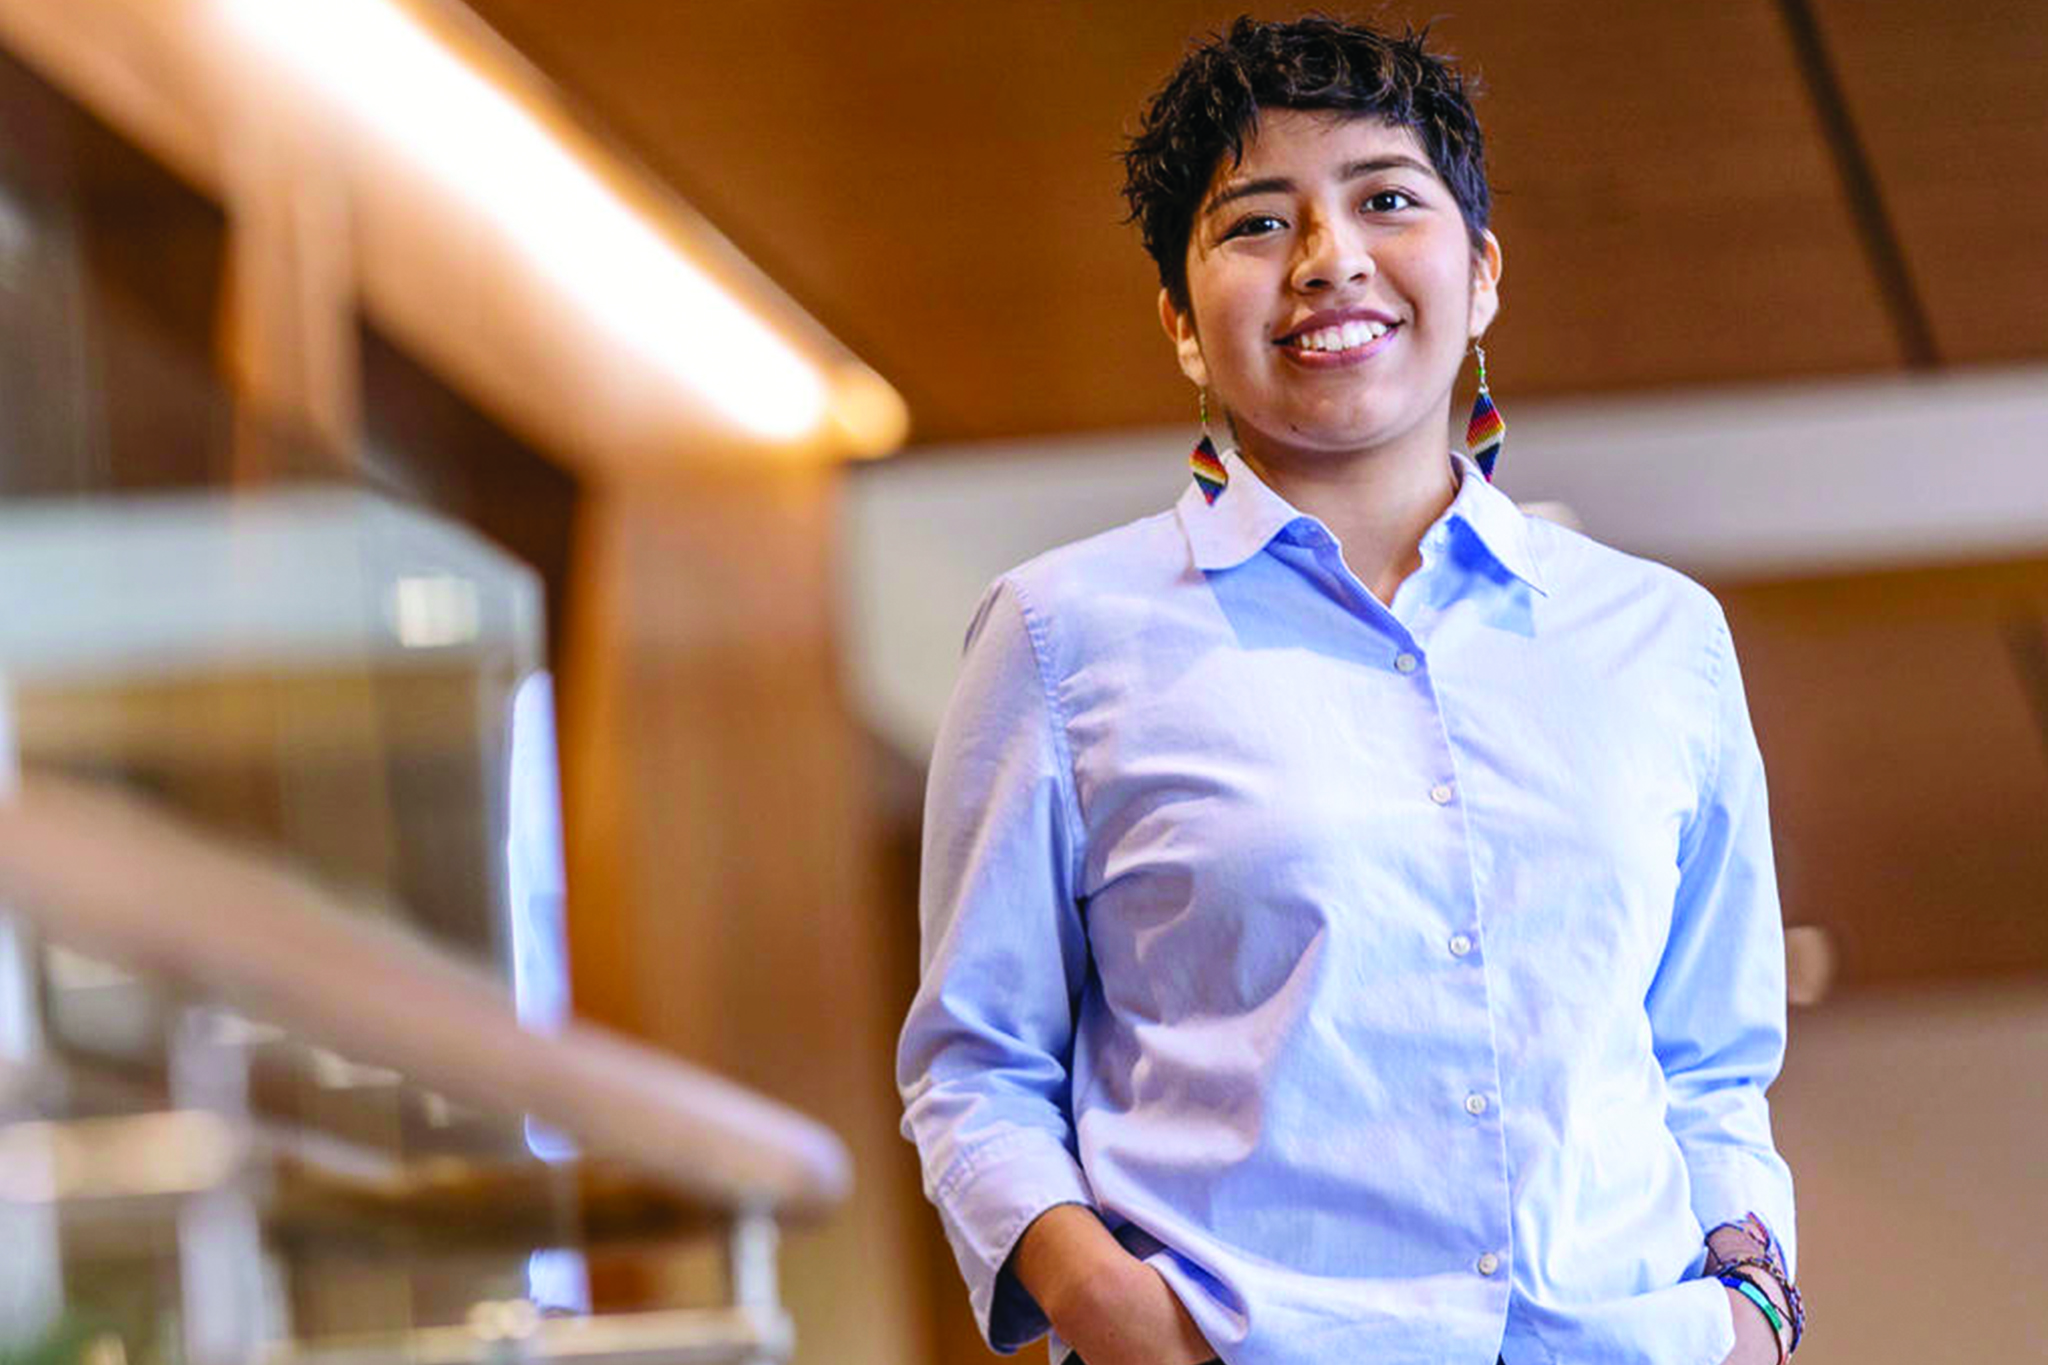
1122, 14, 1492, 313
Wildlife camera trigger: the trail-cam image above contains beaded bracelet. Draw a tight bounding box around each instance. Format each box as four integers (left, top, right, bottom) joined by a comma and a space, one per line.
1719, 1273, 1789, 1365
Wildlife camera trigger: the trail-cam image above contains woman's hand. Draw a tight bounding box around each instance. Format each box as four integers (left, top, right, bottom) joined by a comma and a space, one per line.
1012, 1205, 1215, 1365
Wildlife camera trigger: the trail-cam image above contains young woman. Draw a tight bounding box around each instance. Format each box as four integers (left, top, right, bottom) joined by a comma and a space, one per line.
898, 17, 1803, 1365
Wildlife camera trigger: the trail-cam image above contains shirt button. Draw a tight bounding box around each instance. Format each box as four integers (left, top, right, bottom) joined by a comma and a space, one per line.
1476, 1252, 1501, 1276
1449, 933, 1473, 957
1394, 652, 1419, 674
1464, 1092, 1489, 1116
1429, 783, 1455, 805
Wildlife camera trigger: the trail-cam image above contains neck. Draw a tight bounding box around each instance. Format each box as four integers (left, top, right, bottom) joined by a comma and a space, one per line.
1237, 426, 1461, 608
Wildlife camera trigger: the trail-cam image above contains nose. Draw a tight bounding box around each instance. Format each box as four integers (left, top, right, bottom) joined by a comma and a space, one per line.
1289, 210, 1374, 294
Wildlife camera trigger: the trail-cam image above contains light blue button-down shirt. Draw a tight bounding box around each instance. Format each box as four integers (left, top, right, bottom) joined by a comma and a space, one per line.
897, 448, 1796, 1365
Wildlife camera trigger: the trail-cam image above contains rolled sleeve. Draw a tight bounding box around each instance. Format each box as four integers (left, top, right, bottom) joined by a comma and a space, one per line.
1647, 601, 1798, 1275
896, 576, 1096, 1350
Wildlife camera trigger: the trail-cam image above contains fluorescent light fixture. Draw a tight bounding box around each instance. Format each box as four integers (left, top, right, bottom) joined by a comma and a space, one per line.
217, 0, 829, 442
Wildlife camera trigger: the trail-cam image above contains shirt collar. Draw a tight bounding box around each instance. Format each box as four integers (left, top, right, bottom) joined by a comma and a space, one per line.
1177, 446, 1303, 572
1443, 448, 1549, 595
1176, 446, 1549, 595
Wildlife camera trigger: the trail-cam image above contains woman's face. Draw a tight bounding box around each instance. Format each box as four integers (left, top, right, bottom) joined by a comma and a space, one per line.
1161, 108, 1502, 471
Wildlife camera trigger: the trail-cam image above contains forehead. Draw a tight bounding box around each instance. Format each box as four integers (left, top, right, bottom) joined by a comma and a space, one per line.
1208, 109, 1435, 195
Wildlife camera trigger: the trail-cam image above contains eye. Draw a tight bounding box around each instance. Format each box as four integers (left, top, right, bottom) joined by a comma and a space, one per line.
1363, 188, 1416, 213
1221, 212, 1286, 241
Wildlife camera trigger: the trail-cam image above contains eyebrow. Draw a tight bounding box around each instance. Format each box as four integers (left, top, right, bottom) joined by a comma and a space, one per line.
1204, 155, 1439, 216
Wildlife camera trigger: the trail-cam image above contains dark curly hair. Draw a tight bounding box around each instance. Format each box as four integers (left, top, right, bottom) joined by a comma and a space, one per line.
1122, 14, 1491, 313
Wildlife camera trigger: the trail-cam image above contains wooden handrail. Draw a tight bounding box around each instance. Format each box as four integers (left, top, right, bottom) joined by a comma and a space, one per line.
0, 775, 850, 1217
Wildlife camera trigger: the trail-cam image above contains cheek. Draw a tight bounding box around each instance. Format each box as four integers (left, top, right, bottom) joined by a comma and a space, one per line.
1187, 250, 1274, 331
1417, 256, 1473, 311
1188, 307, 1268, 394
1187, 277, 1244, 339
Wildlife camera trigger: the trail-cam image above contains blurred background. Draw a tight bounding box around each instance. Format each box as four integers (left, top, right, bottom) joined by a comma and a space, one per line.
0, 2, 2040, 1365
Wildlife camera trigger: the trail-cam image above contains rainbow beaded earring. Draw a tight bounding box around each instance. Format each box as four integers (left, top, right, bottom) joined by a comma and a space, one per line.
1464, 343, 1505, 482
1189, 388, 1227, 504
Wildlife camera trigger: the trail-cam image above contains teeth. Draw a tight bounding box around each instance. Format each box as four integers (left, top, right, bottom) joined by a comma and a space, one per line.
1293, 320, 1391, 352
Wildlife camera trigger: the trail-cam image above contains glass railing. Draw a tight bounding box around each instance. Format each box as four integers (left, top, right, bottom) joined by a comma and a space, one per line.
0, 487, 846, 1365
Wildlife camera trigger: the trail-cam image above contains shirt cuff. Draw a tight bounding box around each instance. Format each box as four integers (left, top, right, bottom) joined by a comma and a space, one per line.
1688, 1150, 1798, 1278
931, 1131, 1097, 1352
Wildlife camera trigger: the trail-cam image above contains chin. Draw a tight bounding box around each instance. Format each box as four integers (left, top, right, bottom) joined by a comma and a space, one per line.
1265, 416, 1414, 456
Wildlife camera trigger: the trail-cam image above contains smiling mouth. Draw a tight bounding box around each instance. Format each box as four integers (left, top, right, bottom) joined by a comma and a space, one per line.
1278, 319, 1399, 355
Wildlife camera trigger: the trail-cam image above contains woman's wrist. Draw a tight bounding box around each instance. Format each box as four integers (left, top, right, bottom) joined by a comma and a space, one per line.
1721, 1276, 1790, 1364
1011, 1203, 1138, 1325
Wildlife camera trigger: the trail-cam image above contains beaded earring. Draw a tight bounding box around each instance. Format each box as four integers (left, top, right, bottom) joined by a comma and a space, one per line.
1465, 343, 1505, 482
1189, 388, 1227, 504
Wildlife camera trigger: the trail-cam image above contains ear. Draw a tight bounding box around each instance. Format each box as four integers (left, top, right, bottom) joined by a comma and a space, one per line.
1158, 287, 1209, 389
1467, 229, 1503, 339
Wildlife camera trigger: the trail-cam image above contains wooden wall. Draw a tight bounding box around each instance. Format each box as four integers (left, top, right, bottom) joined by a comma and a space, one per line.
559, 468, 934, 1363
1717, 556, 2048, 986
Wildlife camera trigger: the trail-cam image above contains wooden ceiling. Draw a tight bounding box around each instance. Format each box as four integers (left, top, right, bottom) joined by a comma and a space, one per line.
459, 0, 2047, 448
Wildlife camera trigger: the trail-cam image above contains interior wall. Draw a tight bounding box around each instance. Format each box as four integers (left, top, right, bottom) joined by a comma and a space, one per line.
1769, 979, 2048, 1362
